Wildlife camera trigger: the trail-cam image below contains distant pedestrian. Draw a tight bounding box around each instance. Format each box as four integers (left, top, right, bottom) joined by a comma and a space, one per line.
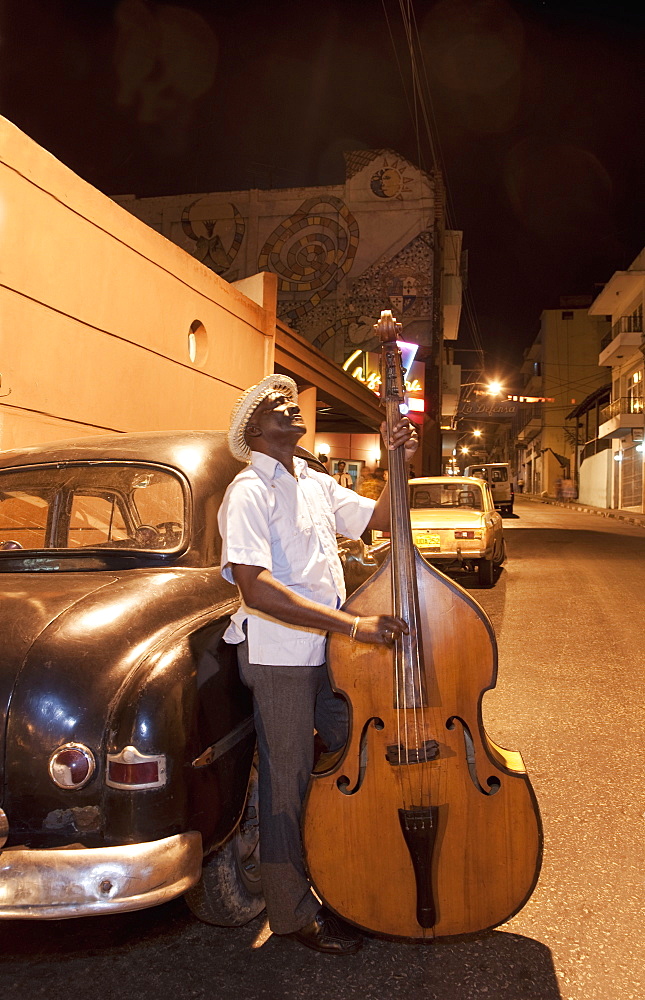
333, 461, 353, 489
517, 477, 525, 493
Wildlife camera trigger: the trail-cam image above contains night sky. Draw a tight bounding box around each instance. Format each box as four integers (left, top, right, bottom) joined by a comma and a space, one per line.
2, 0, 644, 380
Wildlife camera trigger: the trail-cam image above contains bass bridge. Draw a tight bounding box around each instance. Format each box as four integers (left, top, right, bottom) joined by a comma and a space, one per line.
385, 739, 440, 765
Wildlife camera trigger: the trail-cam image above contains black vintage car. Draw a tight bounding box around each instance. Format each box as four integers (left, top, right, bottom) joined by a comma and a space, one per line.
0, 430, 375, 923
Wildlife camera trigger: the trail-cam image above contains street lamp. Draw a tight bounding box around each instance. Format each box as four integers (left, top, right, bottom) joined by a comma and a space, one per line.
486, 381, 504, 396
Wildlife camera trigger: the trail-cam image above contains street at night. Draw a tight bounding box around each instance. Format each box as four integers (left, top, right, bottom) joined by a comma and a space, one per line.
1, 497, 642, 1000
1, 2, 644, 997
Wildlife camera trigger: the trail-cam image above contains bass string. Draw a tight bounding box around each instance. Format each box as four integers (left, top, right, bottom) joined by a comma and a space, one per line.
388, 448, 409, 806
389, 417, 434, 817
389, 419, 427, 811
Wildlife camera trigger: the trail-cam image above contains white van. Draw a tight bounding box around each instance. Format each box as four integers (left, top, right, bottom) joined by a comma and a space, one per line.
464, 463, 514, 515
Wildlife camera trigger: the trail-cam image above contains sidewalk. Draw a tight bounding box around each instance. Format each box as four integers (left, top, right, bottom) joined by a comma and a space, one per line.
520, 492, 645, 529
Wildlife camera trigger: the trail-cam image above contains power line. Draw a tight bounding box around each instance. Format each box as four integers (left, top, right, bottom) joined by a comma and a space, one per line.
382, 0, 486, 370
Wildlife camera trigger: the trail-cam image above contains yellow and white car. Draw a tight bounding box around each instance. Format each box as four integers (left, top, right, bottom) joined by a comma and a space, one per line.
371, 476, 506, 587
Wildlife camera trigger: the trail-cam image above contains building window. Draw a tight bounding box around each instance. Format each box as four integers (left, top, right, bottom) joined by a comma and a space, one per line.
561, 311, 574, 320
628, 370, 643, 414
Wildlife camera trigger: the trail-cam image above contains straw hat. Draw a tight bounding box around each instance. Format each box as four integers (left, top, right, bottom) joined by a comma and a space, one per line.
227, 373, 299, 462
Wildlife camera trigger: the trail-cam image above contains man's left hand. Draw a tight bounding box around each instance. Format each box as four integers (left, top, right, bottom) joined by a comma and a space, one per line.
381, 416, 418, 463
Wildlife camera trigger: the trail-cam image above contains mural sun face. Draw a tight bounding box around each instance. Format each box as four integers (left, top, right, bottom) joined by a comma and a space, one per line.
370, 165, 411, 199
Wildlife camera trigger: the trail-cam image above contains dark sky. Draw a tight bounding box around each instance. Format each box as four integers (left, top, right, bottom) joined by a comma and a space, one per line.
2, 0, 644, 378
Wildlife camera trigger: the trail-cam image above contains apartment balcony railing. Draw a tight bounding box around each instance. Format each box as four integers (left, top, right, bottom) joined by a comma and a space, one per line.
580, 437, 611, 464
513, 401, 543, 443
600, 315, 643, 352
600, 396, 644, 423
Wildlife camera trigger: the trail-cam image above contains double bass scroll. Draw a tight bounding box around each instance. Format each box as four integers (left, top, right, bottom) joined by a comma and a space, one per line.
302, 310, 542, 940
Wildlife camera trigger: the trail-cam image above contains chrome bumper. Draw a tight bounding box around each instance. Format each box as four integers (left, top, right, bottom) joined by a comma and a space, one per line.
0, 831, 203, 919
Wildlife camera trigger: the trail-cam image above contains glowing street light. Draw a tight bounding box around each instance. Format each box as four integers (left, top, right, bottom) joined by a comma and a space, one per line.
460, 446, 470, 455
472, 429, 482, 438
486, 381, 503, 396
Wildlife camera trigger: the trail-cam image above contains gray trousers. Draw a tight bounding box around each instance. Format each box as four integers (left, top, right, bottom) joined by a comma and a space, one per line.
237, 637, 348, 935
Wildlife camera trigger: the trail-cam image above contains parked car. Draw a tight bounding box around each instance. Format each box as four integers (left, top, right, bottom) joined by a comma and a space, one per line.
464, 463, 514, 516
371, 476, 506, 587
0, 430, 376, 924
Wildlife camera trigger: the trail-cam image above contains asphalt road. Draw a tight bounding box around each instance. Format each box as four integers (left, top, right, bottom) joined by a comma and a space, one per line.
1, 496, 643, 1000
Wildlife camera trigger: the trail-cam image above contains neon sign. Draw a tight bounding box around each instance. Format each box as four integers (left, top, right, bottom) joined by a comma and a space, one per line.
343, 345, 424, 399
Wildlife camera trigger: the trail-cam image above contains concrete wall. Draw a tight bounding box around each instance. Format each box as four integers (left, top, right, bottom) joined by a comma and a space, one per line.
519, 307, 610, 497
313, 431, 382, 471
0, 116, 277, 451
579, 449, 612, 507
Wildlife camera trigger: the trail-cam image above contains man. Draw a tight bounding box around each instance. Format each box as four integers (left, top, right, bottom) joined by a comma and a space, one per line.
332, 460, 353, 489
218, 373, 417, 955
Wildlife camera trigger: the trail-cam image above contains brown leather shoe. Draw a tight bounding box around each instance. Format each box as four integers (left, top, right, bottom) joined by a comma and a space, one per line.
287, 907, 363, 955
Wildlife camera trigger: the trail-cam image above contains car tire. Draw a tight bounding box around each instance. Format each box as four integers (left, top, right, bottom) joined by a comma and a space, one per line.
185, 760, 264, 926
493, 538, 507, 567
478, 557, 495, 587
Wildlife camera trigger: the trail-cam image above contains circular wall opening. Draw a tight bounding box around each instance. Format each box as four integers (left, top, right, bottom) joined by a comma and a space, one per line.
188, 321, 208, 365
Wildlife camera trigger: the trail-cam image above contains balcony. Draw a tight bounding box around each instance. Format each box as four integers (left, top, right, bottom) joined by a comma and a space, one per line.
514, 402, 543, 443
598, 396, 644, 439
599, 315, 643, 366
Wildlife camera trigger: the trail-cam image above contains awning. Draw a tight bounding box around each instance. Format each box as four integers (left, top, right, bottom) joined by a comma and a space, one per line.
274, 319, 385, 433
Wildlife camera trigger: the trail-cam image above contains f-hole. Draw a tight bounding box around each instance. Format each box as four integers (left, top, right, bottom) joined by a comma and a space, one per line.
447, 716, 501, 796
336, 717, 384, 795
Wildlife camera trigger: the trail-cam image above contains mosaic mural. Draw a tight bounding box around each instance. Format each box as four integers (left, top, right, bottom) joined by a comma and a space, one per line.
138, 149, 438, 364
309, 231, 435, 357
258, 195, 359, 325
181, 200, 245, 276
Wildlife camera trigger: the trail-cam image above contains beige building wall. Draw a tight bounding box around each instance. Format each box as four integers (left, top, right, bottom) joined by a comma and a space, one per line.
590, 248, 644, 511
0, 117, 277, 452
516, 306, 610, 496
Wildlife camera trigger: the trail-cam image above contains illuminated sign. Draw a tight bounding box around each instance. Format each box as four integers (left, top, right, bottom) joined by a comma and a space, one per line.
343, 345, 425, 407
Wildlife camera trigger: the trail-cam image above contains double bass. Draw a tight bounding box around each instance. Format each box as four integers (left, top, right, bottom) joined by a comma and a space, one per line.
303, 311, 542, 939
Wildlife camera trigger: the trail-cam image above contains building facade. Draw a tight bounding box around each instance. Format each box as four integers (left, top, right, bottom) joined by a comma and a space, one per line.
114, 150, 464, 474
588, 249, 644, 512
512, 301, 610, 496
0, 116, 382, 456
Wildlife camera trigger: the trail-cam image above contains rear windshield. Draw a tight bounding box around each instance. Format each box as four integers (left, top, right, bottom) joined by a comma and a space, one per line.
469, 466, 508, 482
0, 464, 186, 554
410, 483, 483, 511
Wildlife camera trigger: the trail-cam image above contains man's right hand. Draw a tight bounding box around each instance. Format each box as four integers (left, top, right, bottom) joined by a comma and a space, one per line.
351, 615, 409, 647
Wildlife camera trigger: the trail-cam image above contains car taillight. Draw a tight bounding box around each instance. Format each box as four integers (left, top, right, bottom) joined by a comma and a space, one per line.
454, 530, 483, 539
106, 746, 166, 790
48, 743, 96, 790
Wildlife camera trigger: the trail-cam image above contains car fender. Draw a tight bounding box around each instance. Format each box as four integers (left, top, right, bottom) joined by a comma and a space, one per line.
104, 608, 254, 854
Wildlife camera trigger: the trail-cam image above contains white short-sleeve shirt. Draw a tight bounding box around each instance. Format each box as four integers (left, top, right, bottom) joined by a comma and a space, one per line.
218, 452, 375, 665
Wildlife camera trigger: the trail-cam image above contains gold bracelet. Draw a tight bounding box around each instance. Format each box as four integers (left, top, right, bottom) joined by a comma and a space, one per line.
349, 616, 360, 641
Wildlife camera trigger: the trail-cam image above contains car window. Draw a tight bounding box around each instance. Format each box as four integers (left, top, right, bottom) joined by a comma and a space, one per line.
68, 494, 129, 548
410, 483, 483, 511
0, 464, 186, 553
490, 468, 508, 482
0, 491, 49, 549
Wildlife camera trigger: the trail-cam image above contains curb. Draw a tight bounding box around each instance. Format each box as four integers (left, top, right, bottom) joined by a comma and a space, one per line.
520, 494, 645, 530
